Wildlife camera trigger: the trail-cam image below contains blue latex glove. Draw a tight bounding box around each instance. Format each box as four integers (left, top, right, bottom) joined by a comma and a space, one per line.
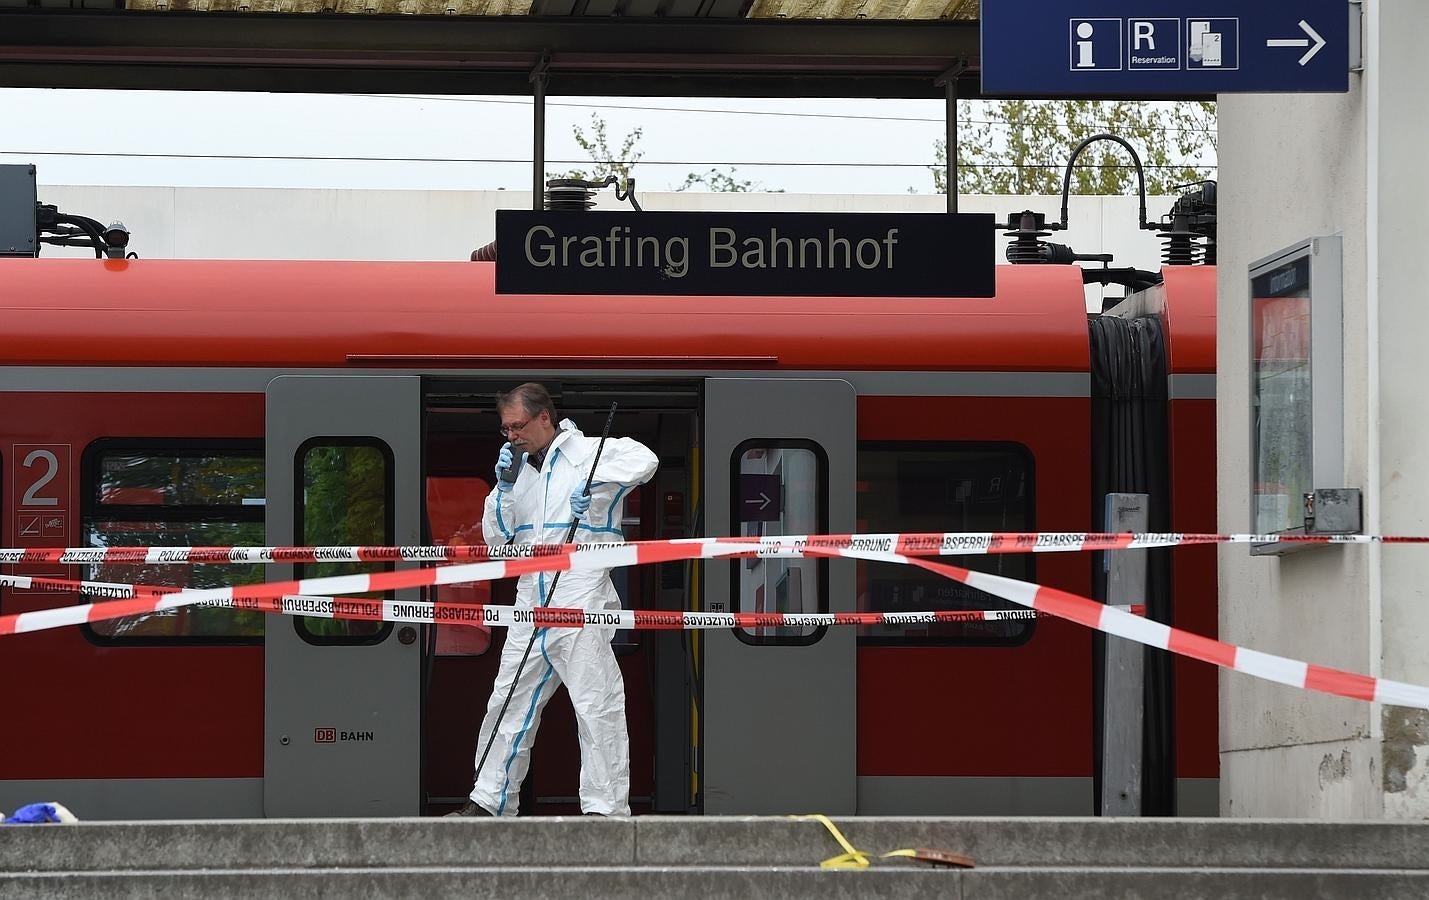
494, 443, 527, 492
569, 488, 591, 518
3, 802, 76, 824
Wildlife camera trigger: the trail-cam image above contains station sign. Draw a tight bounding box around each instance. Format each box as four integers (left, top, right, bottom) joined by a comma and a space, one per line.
981, 0, 1350, 95
494, 210, 995, 297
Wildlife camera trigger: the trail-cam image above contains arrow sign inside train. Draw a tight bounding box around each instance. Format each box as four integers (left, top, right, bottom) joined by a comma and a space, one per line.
981, 0, 1350, 95
739, 474, 782, 523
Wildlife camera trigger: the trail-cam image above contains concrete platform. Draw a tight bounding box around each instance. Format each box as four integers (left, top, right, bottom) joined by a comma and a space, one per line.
2, 817, 1427, 899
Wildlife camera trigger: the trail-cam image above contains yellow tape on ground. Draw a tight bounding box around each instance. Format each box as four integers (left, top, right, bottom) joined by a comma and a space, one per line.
788, 813, 934, 870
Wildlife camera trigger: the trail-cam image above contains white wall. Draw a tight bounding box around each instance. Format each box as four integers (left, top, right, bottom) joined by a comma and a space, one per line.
1370, 0, 1429, 819
34, 184, 1181, 311
1218, 0, 1429, 818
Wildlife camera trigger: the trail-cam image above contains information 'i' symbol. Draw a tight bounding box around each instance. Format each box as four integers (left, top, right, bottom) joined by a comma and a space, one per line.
1076, 22, 1096, 68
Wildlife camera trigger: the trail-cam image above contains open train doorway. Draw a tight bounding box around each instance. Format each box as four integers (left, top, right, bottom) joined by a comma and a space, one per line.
420, 378, 701, 815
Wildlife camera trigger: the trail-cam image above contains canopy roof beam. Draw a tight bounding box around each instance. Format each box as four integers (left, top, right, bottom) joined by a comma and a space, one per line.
0, 11, 985, 99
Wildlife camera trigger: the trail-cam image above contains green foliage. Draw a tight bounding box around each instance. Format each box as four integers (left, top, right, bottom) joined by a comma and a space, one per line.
676, 167, 766, 193
559, 113, 645, 184
678, 169, 736, 192
562, 113, 779, 192
302, 446, 387, 547
930, 100, 1217, 196
99, 452, 263, 506
300, 445, 389, 639
92, 452, 268, 638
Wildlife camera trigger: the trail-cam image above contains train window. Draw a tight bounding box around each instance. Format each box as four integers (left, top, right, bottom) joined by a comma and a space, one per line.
81, 441, 266, 643
95, 451, 265, 506
730, 440, 828, 646
856, 443, 1035, 646
295, 440, 394, 645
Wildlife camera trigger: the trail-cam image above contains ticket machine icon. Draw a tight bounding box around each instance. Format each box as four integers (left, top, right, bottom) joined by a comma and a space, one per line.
1189, 21, 1222, 66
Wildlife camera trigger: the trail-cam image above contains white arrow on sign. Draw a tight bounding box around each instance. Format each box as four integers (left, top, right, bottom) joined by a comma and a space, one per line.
744, 492, 772, 511
1266, 19, 1326, 66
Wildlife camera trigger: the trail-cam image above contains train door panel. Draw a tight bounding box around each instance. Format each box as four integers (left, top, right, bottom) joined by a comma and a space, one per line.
702, 377, 856, 814
264, 375, 422, 816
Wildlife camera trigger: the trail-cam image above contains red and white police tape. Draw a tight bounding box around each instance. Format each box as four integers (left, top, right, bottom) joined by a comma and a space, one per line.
0, 565, 1127, 627
843, 549, 1429, 711
2, 534, 1428, 710
0, 544, 1141, 627
0, 540, 746, 635
3, 530, 1427, 566
193, 596, 1129, 630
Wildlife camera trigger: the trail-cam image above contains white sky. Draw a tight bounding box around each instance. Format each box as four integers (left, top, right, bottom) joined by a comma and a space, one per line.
1, 88, 959, 195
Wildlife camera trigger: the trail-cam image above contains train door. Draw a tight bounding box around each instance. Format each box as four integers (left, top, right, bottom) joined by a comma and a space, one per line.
420, 379, 700, 815
264, 375, 423, 816
702, 378, 857, 814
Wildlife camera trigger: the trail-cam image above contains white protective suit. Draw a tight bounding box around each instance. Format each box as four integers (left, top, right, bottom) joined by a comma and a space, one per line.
470, 419, 658, 816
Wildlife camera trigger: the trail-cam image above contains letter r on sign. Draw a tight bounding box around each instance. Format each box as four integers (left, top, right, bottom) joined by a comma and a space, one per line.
1133, 20, 1155, 50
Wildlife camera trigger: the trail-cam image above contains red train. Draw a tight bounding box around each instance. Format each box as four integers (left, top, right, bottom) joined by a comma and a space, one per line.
0, 254, 1216, 819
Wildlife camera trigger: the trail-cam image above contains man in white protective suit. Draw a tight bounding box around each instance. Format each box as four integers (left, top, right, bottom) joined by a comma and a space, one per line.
447, 382, 658, 818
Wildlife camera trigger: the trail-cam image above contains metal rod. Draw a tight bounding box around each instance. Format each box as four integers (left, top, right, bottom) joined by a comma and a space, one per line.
946, 76, 957, 213
531, 56, 549, 211
935, 60, 966, 213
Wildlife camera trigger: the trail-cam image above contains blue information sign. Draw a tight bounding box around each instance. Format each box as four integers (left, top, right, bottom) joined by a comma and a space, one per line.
981, 0, 1349, 95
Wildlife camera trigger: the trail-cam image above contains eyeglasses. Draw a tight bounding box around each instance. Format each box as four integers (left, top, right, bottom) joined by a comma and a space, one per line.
499, 416, 534, 437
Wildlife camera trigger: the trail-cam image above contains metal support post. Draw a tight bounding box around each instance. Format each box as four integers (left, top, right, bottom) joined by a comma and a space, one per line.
935, 61, 967, 213
531, 55, 550, 211
1102, 492, 1147, 816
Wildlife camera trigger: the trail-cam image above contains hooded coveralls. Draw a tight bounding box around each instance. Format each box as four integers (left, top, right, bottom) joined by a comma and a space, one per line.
470, 419, 658, 816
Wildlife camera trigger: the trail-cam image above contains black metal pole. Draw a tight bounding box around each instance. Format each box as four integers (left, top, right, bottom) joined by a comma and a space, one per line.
936, 60, 966, 213
946, 76, 958, 214
531, 56, 549, 211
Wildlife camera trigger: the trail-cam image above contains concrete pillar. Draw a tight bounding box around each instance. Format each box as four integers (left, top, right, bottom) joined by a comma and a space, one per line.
1218, 0, 1429, 818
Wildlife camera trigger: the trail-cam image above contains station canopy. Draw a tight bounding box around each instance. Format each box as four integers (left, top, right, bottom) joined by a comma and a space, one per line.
0, 0, 981, 97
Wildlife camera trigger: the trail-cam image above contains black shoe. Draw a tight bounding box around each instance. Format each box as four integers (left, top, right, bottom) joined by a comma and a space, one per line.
445, 800, 493, 817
